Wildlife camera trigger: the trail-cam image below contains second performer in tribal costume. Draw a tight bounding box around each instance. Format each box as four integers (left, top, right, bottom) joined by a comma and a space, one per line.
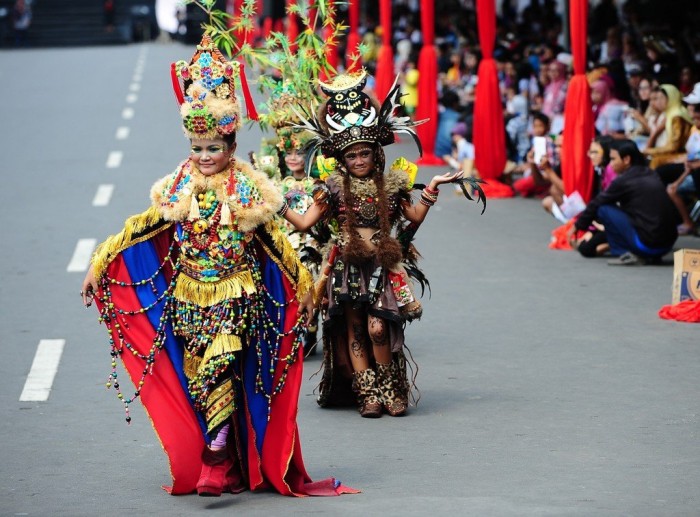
278, 70, 482, 418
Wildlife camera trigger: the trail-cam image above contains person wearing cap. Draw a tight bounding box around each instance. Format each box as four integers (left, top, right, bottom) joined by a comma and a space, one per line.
280, 70, 472, 418
80, 35, 357, 499
683, 82, 700, 113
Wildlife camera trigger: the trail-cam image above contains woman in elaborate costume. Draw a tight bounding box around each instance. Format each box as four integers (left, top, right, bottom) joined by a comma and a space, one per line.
80, 35, 356, 499
279, 70, 482, 418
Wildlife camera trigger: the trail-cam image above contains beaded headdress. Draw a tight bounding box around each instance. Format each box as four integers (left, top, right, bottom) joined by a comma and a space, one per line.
171, 34, 257, 140
292, 70, 426, 173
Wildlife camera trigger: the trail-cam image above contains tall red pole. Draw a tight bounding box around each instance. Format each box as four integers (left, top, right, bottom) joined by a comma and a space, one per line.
415, 0, 442, 165
374, 0, 393, 101
346, 0, 361, 71
561, 0, 594, 201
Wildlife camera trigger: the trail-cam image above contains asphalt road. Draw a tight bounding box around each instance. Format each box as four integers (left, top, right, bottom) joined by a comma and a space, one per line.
1, 43, 699, 517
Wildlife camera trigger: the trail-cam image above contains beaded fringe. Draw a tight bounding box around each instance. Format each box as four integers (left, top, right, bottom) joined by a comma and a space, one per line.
91, 206, 165, 278
173, 270, 256, 308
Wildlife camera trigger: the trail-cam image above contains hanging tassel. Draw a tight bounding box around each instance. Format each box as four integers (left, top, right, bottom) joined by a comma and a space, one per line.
220, 202, 232, 226
188, 196, 200, 220
171, 62, 184, 105
238, 62, 259, 121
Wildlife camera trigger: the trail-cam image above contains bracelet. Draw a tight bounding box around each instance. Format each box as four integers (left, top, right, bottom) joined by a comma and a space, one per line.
419, 196, 435, 207
277, 201, 289, 216
424, 186, 439, 196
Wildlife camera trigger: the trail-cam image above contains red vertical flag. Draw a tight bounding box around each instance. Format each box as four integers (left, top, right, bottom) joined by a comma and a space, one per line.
561, 0, 594, 201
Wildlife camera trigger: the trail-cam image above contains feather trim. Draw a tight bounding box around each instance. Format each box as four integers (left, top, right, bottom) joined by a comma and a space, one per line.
150, 159, 284, 232
173, 270, 256, 308
259, 222, 314, 301
91, 206, 166, 278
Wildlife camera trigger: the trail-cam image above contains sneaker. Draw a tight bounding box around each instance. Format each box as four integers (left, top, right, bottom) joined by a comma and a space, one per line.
607, 252, 641, 266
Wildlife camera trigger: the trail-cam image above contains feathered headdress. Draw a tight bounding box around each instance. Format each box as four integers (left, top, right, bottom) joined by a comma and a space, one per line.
292, 70, 426, 173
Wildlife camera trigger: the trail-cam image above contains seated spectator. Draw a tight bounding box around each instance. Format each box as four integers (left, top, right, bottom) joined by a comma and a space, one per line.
434, 89, 462, 158
591, 77, 628, 137
573, 136, 615, 258
442, 122, 475, 176
541, 59, 568, 134
571, 140, 680, 266
644, 84, 693, 169
512, 112, 553, 197
624, 77, 661, 148
505, 92, 530, 164
539, 134, 567, 221
665, 104, 700, 235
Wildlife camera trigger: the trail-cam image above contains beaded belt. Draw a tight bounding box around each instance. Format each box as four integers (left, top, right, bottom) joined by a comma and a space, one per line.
180, 259, 248, 282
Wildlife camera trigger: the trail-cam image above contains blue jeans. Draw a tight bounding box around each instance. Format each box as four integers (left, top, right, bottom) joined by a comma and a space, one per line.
597, 205, 671, 258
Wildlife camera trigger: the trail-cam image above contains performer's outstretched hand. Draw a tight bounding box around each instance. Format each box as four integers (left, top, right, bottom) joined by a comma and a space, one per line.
81, 265, 97, 308
429, 169, 464, 188
297, 291, 316, 326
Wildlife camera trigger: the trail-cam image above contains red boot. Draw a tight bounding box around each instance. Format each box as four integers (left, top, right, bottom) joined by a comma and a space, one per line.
197, 447, 232, 497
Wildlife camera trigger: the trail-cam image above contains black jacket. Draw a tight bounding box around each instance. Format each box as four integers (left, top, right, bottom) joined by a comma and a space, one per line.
575, 165, 680, 248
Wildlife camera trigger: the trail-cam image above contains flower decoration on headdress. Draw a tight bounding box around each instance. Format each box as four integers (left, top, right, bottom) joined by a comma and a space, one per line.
172, 34, 244, 140
291, 69, 427, 174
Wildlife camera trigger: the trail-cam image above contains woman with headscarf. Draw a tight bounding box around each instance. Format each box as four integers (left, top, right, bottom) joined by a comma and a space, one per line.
591, 77, 629, 137
644, 84, 693, 169
541, 59, 568, 133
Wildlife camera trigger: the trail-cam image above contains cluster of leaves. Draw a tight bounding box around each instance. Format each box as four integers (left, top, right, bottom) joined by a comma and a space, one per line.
185, 0, 354, 129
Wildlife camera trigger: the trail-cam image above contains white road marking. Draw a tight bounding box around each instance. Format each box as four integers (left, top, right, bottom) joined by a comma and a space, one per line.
66, 239, 96, 272
106, 151, 123, 168
115, 126, 130, 140
92, 184, 114, 207
132, 74, 142, 82
126, 93, 138, 103
122, 107, 134, 119
129, 83, 141, 92
20, 340, 66, 402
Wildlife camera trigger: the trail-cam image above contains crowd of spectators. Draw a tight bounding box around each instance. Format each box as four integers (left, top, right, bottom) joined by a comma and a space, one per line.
347, 0, 700, 264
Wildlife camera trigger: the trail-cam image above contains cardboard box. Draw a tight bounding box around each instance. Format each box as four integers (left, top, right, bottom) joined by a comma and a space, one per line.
672, 249, 700, 304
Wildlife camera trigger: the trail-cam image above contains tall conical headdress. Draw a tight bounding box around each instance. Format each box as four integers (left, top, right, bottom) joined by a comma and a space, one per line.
171, 34, 256, 140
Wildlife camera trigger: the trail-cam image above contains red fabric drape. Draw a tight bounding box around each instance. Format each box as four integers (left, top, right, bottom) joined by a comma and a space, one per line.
286, 0, 298, 47
415, 0, 442, 165
346, 0, 361, 71
324, 1, 338, 72
561, 0, 594, 202
659, 300, 700, 323
473, 0, 511, 197
374, 0, 393, 101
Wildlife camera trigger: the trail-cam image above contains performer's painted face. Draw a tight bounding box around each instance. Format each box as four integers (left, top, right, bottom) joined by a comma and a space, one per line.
284, 148, 305, 175
190, 138, 235, 176
343, 143, 375, 178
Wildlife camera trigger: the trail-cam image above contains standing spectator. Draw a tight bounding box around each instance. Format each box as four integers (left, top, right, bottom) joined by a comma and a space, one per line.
12, 0, 31, 47
572, 140, 680, 266
104, 0, 116, 32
